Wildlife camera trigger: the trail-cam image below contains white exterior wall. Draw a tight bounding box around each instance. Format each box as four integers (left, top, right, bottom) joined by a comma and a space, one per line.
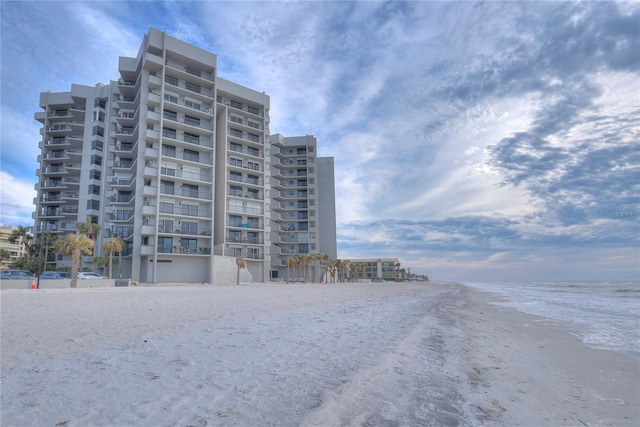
317, 157, 337, 259
269, 134, 337, 280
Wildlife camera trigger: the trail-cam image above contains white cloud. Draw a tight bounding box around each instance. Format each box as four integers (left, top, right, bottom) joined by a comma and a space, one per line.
0, 171, 36, 226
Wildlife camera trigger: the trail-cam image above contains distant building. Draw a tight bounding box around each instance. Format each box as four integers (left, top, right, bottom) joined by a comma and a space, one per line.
32, 28, 336, 283
269, 134, 337, 280
0, 226, 28, 270
339, 258, 402, 281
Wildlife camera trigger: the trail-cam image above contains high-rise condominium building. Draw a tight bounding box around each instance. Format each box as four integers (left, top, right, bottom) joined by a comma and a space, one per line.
33, 28, 290, 283
269, 134, 337, 280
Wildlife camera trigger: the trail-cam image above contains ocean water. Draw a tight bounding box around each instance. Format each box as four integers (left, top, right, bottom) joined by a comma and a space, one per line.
463, 281, 640, 355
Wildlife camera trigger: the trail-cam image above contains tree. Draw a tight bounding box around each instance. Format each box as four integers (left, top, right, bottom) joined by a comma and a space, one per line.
293, 255, 304, 283
0, 249, 11, 263
55, 233, 94, 288
319, 253, 330, 283
41, 231, 56, 272
235, 256, 246, 285
327, 260, 337, 283
76, 217, 101, 271
285, 256, 297, 283
8, 226, 33, 262
302, 254, 316, 283
102, 236, 125, 279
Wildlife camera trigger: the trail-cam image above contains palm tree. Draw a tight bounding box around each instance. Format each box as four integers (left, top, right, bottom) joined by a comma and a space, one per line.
55, 233, 94, 288
41, 231, 56, 272
76, 217, 101, 271
8, 226, 33, 262
0, 248, 11, 265
102, 236, 125, 279
326, 259, 337, 283
302, 254, 313, 283
236, 256, 246, 285
293, 255, 304, 282
285, 256, 297, 283
320, 253, 330, 283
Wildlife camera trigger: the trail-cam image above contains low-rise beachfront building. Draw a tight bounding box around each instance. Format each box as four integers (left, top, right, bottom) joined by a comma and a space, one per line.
338, 258, 403, 282
269, 134, 337, 281
31, 28, 336, 284
0, 226, 29, 270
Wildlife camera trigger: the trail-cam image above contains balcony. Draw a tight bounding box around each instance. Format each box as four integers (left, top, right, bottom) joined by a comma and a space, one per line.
226, 235, 264, 244
227, 158, 262, 172
160, 168, 213, 183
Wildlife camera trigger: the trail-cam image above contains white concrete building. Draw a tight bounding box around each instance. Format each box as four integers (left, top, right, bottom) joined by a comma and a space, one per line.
269, 134, 337, 280
33, 28, 273, 283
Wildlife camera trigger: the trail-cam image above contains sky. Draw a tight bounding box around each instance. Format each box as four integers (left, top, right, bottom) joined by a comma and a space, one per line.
1, 1, 638, 282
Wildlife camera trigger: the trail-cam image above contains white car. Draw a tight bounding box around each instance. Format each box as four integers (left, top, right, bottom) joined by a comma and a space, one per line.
77, 272, 107, 280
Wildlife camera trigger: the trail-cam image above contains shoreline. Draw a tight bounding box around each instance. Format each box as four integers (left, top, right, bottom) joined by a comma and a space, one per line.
451, 283, 639, 426
2, 281, 638, 426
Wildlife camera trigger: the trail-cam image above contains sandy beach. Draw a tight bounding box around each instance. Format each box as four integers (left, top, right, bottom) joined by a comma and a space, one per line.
1, 282, 638, 426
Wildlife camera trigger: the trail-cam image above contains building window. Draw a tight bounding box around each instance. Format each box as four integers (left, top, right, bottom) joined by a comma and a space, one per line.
88, 185, 101, 195
89, 170, 101, 180
92, 110, 105, 122
180, 203, 197, 217
162, 145, 176, 157
161, 164, 176, 176
160, 180, 174, 195
184, 100, 201, 110
163, 127, 177, 139
92, 126, 104, 137
159, 219, 173, 233
183, 148, 199, 162
247, 247, 259, 259
185, 82, 201, 94
159, 202, 174, 214
180, 238, 197, 253
165, 75, 178, 86
115, 210, 131, 220
163, 110, 178, 121
87, 199, 100, 210
91, 140, 103, 151
184, 132, 199, 144
94, 98, 106, 109
229, 215, 242, 227
181, 221, 198, 235
182, 184, 198, 198
158, 237, 172, 253
91, 155, 102, 166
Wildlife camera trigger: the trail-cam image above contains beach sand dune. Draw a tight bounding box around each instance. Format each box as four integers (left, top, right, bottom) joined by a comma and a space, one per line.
1, 282, 638, 426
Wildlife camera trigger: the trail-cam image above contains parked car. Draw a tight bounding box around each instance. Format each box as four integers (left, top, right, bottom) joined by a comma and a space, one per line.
40, 271, 72, 280
1, 269, 36, 279
371, 278, 384, 282
77, 272, 107, 280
